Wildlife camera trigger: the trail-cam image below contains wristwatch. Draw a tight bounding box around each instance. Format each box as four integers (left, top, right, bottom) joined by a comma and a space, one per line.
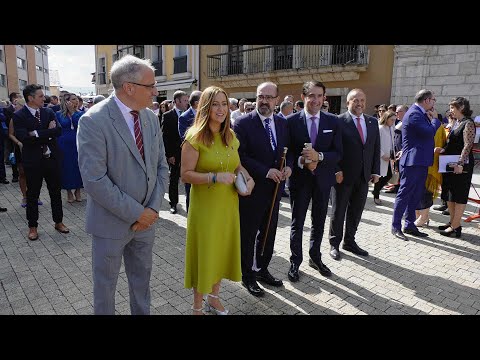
318, 152, 324, 162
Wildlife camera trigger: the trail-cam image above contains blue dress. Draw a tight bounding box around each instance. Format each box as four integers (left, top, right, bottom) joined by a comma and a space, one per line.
56, 110, 83, 190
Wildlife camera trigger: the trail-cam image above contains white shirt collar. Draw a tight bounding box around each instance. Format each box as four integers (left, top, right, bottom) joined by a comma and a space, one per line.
348, 111, 364, 121
25, 104, 40, 116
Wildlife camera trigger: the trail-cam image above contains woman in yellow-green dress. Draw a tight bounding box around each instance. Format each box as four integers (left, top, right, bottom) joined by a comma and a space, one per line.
181, 86, 255, 315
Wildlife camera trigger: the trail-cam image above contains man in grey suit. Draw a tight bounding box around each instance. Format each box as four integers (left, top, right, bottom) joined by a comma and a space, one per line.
77, 55, 169, 315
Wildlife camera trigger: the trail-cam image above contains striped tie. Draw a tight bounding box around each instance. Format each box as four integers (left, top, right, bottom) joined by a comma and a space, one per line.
130, 111, 144, 160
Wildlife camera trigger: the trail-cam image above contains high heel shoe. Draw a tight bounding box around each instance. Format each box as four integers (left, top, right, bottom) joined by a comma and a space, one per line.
439, 226, 462, 238
204, 293, 229, 315
438, 222, 451, 231
414, 218, 430, 227
191, 305, 204, 315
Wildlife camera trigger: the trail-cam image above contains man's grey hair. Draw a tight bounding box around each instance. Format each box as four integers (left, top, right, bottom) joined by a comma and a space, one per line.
110, 54, 155, 90
229, 98, 238, 106
414, 89, 434, 103
396, 104, 409, 113
93, 95, 106, 104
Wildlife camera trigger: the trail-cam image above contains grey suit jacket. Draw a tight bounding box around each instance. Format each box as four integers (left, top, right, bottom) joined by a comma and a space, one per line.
77, 95, 169, 239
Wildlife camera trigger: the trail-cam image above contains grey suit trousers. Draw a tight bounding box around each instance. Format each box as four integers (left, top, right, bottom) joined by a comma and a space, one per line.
92, 229, 155, 315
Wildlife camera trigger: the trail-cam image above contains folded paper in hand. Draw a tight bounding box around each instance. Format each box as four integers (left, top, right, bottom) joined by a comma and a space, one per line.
235, 171, 248, 194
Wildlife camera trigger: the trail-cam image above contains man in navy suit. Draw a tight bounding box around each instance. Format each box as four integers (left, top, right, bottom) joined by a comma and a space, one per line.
234, 82, 292, 297
391, 89, 441, 240
13, 84, 69, 241
161, 90, 189, 214
178, 90, 202, 213
328, 88, 380, 261
287, 81, 342, 282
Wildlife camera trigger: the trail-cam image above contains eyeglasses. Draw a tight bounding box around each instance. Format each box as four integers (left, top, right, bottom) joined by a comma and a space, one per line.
245, 107, 254, 111
128, 81, 157, 89
256, 95, 277, 101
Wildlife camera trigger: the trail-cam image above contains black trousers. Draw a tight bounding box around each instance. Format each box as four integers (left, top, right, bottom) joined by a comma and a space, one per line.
329, 178, 369, 248
372, 163, 392, 198
0, 133, 6, 180
240, 197, 279, 281
168, 162, 180, 207
289, 179, 330, 266
23, 157, 63, 228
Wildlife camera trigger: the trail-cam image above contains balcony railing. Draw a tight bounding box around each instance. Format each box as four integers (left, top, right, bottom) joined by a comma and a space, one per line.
173, 55, 187, 74
207, 45, 368, 78
152, 61, 163, 77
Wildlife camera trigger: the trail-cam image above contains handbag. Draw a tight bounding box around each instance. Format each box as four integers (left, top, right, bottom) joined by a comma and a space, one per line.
235, 171, 248, 195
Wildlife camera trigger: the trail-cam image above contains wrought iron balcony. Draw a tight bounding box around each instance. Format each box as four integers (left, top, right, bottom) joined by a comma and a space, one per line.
207, 45, 368, 78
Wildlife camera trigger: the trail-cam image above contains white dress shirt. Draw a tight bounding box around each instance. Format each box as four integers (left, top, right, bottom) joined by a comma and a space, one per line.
113, 95, 137, 141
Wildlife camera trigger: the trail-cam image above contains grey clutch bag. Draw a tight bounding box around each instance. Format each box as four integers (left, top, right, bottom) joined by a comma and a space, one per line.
235, 171, 248, 194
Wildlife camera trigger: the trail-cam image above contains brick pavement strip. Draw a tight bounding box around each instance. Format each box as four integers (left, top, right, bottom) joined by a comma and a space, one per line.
0, 165, 479, 315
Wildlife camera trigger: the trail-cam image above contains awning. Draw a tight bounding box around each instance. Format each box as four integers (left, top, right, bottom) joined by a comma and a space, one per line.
155, 80, 195, 91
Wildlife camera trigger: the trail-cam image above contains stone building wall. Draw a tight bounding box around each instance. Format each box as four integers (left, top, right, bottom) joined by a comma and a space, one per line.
391, 45, 480, 116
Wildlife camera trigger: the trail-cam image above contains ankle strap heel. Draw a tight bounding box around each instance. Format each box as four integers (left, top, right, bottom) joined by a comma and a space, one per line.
204, 294, 229, 315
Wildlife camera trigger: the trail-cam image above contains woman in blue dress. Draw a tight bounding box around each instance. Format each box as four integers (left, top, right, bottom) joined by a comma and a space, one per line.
56, 93, 83, 202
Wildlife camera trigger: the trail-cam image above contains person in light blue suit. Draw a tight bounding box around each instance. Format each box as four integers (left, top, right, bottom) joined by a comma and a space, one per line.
391, 89, 441, 241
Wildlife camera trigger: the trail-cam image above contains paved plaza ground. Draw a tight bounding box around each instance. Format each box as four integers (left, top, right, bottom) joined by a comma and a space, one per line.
1, 165, 479, 315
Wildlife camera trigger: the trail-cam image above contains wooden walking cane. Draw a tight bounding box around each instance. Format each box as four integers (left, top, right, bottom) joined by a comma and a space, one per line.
260, 147, 288, 256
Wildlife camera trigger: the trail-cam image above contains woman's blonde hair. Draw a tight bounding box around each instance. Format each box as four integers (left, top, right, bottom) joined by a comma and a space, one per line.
379, 110, 396, 125
187, 86, 233, 147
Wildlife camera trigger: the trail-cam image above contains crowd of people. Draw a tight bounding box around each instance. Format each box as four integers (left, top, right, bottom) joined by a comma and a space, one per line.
0, 53, 478, 315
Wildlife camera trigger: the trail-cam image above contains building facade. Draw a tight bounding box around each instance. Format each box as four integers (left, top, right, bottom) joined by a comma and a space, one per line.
0, 45, 50, 100
200, 45, 394, 115
391, 45, 480, 116
93, 45, 200, 102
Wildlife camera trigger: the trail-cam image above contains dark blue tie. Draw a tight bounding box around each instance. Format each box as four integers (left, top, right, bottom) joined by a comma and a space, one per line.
264, 118, 277, 151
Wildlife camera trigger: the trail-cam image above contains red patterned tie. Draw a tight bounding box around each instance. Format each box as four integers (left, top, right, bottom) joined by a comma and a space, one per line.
356, 117, 365, 144
130, 111, 144, 160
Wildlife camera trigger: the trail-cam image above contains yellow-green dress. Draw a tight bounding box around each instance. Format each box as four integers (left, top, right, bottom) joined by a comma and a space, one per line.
184, 130, 242, 294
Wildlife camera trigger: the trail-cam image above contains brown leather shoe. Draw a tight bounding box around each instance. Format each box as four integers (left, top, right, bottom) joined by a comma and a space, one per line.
28, 227, 38, 241
54, 222, 70, 234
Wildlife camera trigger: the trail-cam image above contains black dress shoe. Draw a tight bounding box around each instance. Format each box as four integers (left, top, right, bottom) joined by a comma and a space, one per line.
440, 226, 461, 238
329, 246, 341, 260
0, 207, 7, 212
11, 177, 18, 183
0, 179, 10, 184
342, 242, 369, 257
170, 205, 177, 214
309, 258, 332, 277
403, 227, 428, 237
392, 228, 408, 241
287, 263, 300, 282
433, 204, 447, 211
242, 279, 265, 297
256, 270, 283, 287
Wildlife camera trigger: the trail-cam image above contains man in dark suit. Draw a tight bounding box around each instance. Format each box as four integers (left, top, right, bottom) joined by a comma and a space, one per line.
328, 88, 380, 260
234, 82, 292, 297
287, 81, 342, 282
13, 84, 69, 241
178, 90, 202, 213
391, 89, 441, 240
161, 90, 189, 214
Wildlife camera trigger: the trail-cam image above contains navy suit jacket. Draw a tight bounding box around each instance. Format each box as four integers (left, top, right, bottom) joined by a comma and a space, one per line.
13, 106, 62, 167
400, 104, 441, 167
337, 111, 380, 184
178, 107, 195, 141
234, 111, 291, 205
161, 108, 181, 161
287, 110, 342, 190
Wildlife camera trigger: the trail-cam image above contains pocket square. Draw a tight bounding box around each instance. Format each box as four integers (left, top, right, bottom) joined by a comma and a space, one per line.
323, 129, 333, 133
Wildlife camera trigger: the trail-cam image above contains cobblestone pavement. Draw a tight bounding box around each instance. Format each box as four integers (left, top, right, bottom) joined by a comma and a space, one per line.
1, 165, 479, 315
